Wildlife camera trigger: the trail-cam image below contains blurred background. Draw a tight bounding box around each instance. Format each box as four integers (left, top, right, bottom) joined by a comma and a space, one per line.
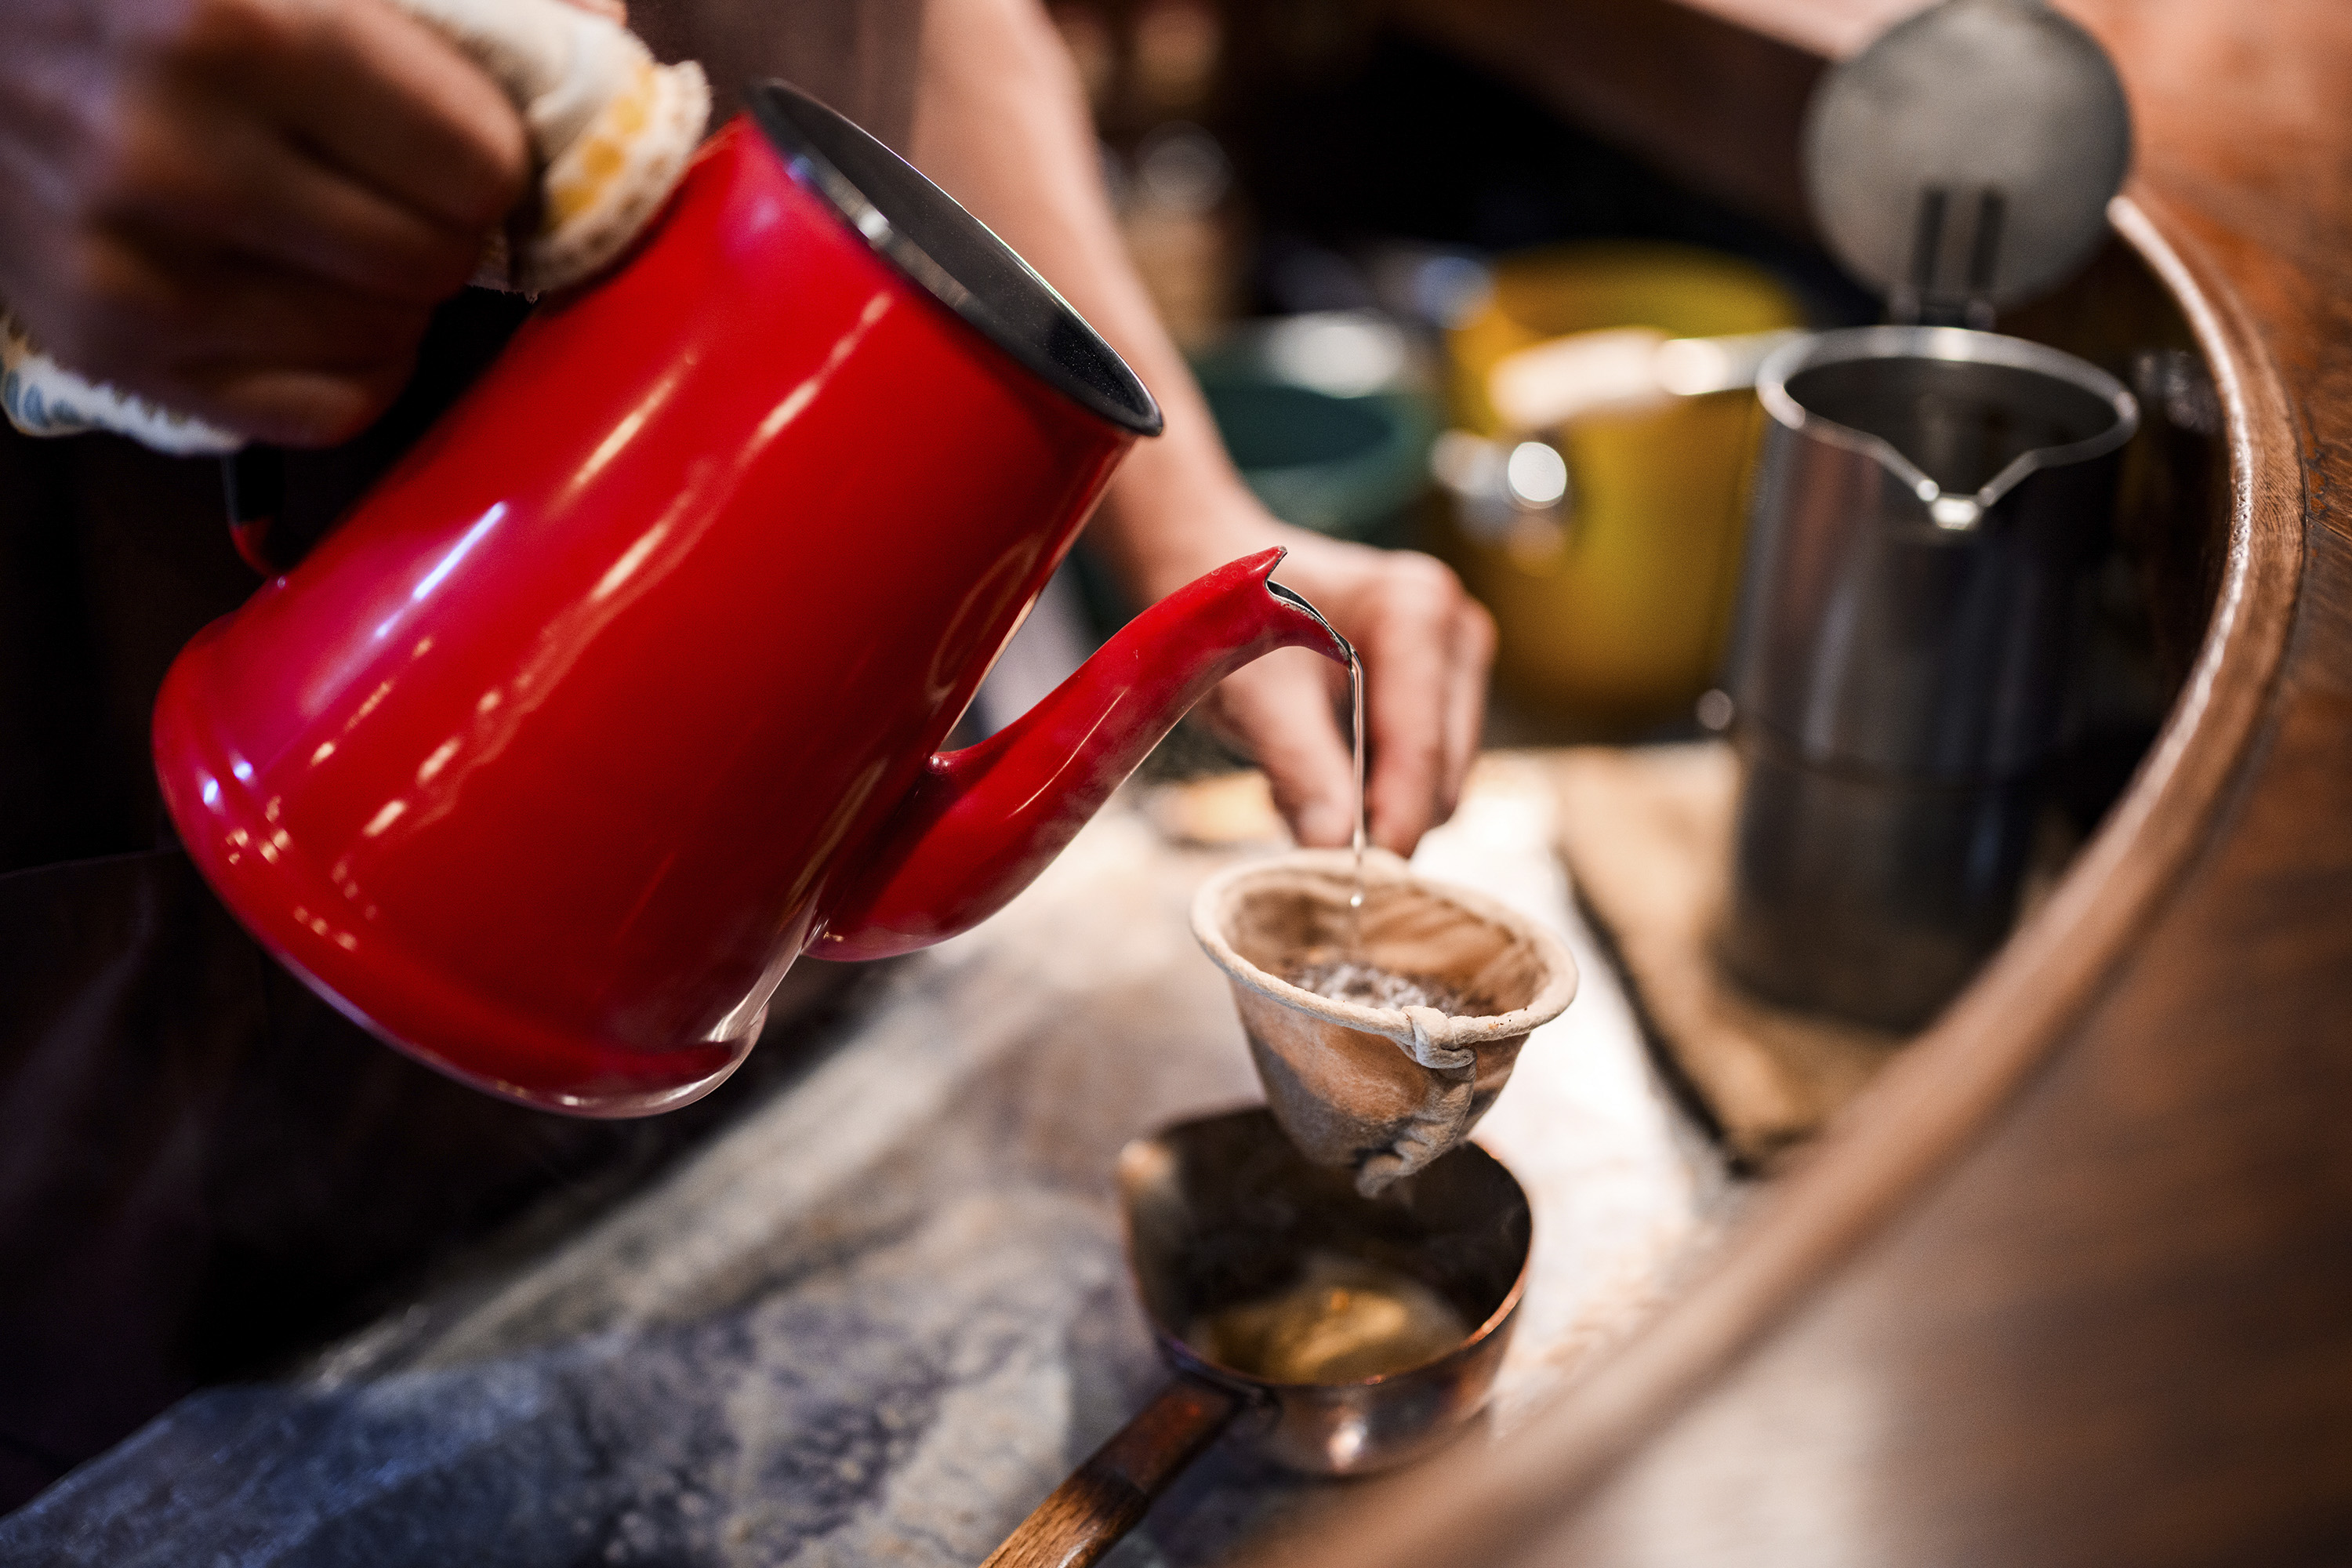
967, 0, 1882, 758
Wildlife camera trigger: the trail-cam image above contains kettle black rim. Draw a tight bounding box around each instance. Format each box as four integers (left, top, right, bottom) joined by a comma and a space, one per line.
747, 81, 1164, 438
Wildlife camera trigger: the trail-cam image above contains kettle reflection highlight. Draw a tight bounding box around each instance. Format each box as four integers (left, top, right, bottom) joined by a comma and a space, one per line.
151, 84, 1348, 1114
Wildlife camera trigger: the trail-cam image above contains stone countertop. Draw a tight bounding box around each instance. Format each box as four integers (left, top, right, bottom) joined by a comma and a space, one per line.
2, 757, 1729, 1567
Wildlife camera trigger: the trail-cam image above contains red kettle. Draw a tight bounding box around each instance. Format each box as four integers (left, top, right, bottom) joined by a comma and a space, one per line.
151, 83, 1347, 1116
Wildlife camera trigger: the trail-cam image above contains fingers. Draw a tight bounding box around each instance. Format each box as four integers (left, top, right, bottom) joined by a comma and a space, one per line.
1357, 554, 1461, 853
40, 227, 430, 442
1194, 536, 1493, 858
1201, 648, 1358, 848
187, 354, 420, 445
89, 100, 485, 301
230, 140, 485, 300
55, 220, 429, 362
1439, 600, 1497, 819
236, 0, 529, 234
1308, 549, 1488, 855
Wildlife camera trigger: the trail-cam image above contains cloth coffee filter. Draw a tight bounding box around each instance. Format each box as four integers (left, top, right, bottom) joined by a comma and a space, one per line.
0, 0, 708, 454
1192, 848, 1577, 1196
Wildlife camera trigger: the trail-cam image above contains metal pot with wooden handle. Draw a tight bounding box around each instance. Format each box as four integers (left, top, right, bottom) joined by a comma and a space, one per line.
982, 1107, 1532, 1568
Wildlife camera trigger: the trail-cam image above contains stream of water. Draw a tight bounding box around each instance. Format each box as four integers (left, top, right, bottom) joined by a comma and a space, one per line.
1348, 644, 1366, 952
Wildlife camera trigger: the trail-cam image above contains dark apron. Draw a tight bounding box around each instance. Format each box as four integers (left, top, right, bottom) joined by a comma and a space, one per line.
0, 14, 922, 1508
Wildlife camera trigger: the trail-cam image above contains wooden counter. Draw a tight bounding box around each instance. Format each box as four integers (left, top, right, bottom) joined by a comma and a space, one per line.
1248, 3, 2352, 1563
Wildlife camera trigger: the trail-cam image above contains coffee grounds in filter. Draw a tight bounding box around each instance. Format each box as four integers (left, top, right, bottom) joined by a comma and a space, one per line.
1285, 958, 1496, 1018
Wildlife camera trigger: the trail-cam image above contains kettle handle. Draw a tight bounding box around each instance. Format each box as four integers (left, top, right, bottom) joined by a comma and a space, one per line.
980, 1376, 1244, 1568
220, 447, 287, 575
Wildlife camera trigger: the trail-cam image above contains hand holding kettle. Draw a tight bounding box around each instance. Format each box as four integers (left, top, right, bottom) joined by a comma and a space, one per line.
5, 0, 1496, 1118
0, 0, 1492, 862
1107, 512, 1497, 855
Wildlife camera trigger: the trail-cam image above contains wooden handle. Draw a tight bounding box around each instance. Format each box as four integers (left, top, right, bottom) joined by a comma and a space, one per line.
981, 1377, 1244, 1568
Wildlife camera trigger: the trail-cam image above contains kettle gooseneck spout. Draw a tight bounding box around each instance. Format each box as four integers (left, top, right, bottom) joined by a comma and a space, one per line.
810, 547, 1349, 960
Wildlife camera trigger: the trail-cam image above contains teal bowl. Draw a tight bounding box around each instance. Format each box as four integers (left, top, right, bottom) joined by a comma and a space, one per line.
1192, 314, 1438, 549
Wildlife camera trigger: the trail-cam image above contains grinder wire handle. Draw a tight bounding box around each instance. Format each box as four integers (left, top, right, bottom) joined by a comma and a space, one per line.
1889, 183, 2008, 329
220, 448, 288, 576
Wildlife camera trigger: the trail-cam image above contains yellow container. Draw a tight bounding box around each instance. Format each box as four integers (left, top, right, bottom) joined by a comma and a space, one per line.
1444, 243, 1802, 731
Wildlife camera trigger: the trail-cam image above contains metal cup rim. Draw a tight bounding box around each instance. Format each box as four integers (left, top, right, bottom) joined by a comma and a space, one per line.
1134, 1157, 1534, 1396
1756, 325, 2141, 521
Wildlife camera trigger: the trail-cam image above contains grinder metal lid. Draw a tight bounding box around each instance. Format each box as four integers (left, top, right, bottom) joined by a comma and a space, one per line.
1803, 0, 2132, 318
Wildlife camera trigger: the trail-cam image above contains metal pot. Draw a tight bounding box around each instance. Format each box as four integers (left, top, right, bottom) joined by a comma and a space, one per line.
1719, 326, 2137, 1028
981, 1108, 1531, 1567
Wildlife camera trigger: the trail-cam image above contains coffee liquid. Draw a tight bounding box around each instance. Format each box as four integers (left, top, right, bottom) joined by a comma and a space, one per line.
1186, 1251, 1468, 1384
